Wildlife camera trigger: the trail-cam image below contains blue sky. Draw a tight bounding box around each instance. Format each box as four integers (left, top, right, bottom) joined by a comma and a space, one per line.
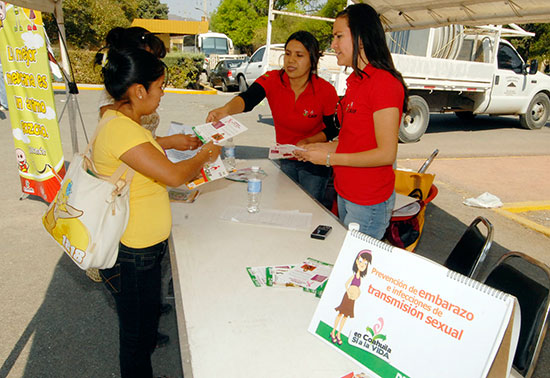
162, 0, 222, 21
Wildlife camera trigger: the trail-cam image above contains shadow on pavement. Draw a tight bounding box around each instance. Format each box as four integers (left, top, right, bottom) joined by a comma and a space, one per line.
417, 204, 549, 378
425, 114, 550, 134
0, 253, 182, 378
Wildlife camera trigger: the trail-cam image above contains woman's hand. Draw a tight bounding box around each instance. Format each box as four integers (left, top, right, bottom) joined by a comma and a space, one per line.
205, 107, 229, 123
156, 134, 202, 151
171, 134, 202, 151
294, 148, 329, 166
199, 141, 223, 163
294, 142, 337, 165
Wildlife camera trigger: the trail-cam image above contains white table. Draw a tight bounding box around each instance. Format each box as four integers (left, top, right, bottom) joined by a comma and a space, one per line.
169, 159, 362, 377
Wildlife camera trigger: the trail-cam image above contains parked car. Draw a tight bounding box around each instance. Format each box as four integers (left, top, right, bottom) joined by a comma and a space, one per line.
208, 59, 246, 92
234, 44, 285, 92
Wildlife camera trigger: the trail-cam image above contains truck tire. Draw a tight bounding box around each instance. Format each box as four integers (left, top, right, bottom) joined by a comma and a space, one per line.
238, 76, 248, 93
455, 111, 476, 121
519, 92, 550, 130
399, 95, 430, 143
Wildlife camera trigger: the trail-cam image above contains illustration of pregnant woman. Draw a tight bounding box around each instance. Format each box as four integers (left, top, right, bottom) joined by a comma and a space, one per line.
331, 249, 372, 345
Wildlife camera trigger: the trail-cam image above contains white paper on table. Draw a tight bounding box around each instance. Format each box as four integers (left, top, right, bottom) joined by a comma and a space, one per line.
166, 121, 199, 162
220, 206, 312, 230
268, 144, 305, 160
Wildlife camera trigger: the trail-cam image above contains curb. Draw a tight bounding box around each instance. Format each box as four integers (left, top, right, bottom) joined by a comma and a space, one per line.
52, 83, 217, 95
493, 201, 550, 237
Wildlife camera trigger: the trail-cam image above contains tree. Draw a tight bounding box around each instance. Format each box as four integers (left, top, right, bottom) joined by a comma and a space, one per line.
138, 0, 169, 20
210, 0, 317, 52
509, 24, 550, 71
44, 0, 138, 49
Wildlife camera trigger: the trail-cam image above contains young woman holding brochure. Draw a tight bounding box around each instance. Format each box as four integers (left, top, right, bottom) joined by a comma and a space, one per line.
94, 46, 221, 378
206, 31, 339, 205
295, 3, 408, 239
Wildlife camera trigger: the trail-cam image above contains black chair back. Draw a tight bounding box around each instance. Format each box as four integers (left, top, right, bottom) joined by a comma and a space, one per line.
444, 216, 493, 278
483, 252, 550, 378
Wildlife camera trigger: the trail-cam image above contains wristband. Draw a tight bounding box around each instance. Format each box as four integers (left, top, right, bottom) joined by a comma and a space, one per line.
326, 152, 331, 167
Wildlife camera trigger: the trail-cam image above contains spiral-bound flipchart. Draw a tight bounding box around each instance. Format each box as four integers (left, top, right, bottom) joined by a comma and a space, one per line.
308, 229, 520, 378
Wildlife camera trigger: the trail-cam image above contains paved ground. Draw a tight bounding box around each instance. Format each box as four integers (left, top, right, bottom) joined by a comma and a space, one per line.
0, 87, 549, 377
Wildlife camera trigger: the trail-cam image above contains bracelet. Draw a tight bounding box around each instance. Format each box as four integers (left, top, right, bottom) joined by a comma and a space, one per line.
326, 152, 331, 167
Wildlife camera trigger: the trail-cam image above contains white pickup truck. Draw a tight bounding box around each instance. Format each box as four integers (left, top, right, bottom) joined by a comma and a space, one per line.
379, 24, 550, 142
233, 43, 341, 92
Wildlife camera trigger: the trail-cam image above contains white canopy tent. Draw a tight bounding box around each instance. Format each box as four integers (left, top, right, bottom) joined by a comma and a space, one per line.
362, 0, 550, 31
266, 0, 550, 61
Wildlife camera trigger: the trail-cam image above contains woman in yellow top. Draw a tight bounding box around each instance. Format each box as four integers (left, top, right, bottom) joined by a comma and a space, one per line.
93, 47, 221, 378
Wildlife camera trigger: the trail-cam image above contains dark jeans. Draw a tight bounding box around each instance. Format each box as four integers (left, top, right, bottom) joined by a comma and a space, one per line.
101, 240, 168, 378
279, 159, 332, 206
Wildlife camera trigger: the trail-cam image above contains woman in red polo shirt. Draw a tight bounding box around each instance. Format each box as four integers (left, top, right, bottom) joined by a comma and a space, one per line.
206, 31, 339, 206
296, 3, 409, 239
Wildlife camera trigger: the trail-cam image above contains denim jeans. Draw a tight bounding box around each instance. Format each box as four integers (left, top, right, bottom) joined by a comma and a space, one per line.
280, 159, 331, 205
337, 192, 396, 240
100, 240, 168, 378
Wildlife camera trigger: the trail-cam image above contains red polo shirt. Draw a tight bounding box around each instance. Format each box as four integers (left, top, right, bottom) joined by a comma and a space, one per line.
334, 65, 404, 205
256, 70, 338, 145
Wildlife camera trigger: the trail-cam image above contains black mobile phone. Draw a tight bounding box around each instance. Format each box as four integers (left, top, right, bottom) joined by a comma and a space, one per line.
311, 225, 332, 240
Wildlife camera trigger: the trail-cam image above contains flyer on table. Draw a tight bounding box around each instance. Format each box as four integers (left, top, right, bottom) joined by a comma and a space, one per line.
308, 230, 517, 378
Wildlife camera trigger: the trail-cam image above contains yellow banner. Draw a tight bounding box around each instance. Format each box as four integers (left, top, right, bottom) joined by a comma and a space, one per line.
0, 2, 64, 202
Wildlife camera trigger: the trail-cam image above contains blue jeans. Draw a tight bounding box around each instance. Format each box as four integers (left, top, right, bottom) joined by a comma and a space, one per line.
280, 159, 331, 205
337, 192, 396, 240
100, 240, 168, 378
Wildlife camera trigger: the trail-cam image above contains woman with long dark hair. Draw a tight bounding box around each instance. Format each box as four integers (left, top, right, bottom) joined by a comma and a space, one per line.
296, 3, 409, 239
206, 31, 339, 205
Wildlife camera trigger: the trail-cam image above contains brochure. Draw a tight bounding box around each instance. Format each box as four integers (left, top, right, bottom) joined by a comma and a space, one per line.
185, 155, 228, 189
166, 122, 199, 163
278, 257, 333, 292
268, 144, 305, 159
192, 115, 248, 144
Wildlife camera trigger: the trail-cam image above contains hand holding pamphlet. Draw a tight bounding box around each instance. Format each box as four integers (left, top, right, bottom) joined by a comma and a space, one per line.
268, 144, 305, 159
166, 118, 248, 188
192, 116, 248, 144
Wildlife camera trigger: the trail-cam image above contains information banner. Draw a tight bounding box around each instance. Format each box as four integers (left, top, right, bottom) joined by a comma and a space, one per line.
0, 2, 64, 202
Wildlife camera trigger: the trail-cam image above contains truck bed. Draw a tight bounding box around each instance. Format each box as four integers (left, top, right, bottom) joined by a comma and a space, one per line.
393, 54, 494, 92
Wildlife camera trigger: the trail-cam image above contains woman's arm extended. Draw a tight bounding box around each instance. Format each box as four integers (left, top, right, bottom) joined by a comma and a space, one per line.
119, 141, 222, 187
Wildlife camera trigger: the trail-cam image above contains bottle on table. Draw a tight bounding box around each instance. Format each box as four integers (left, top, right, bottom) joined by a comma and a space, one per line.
247, 166, 262, 213
223, 138, 236, 171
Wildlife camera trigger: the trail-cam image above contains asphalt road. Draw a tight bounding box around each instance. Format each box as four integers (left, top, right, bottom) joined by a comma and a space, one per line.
1, 87, 549, 377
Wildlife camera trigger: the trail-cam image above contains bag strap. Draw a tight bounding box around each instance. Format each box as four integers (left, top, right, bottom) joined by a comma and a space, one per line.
86, 112, 135, 186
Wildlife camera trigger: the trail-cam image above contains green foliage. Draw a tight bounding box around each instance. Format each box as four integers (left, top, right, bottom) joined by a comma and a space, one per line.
138, 0, 169, 20
163, 53, 206, 89
51, 49, 205, 89
509, 23, 550, 70
212, 0, 346, 52
211, 0, 267, 53
43, 0, 137, 49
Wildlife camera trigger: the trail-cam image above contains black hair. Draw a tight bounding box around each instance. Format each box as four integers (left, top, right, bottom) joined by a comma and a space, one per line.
94, 26, 166, 67
284, 30, 321, 79
352, 251, 372, 278
337, 4, 409, 112
101, 48, 165, 102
